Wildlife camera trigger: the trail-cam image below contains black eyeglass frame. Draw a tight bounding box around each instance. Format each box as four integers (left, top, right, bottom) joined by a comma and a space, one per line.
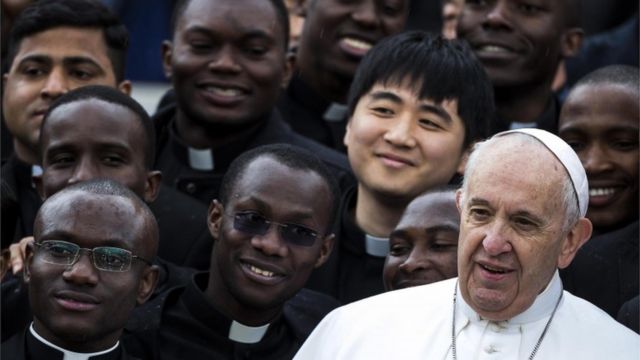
33, 240, 152, 272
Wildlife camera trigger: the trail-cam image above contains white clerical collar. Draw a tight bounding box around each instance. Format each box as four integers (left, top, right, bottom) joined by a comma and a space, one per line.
458, 270, 563, 325
228, 320, 270, 344
364, 234, 389, 257
188, 147, 214, 170
29, 323, 119, 360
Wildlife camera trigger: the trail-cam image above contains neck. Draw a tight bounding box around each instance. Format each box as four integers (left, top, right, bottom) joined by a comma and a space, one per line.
205, 265, 281, 327
32, 320, 119, 353
494, 82, 553, 123
175, 110, 264, 149
296, 53, 352, 104
354, 186, 408, 237
13, 139, 39, 165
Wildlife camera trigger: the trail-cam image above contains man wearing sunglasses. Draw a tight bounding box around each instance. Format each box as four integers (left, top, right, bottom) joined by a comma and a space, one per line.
1, 179, 159, 359
123, 144, 340, 360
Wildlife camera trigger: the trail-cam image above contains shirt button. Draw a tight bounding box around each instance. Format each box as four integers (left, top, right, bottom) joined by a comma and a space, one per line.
485, 345, 498, 354
185, 182, 197, 194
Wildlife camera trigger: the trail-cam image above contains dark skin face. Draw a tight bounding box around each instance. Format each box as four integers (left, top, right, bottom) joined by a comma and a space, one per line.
205, 156, 334, 326
34, 99, 161, 202
456, 0, 581, 89
162, 0, 293, 148
383, 191, 460, 291
296, 0, 409, 102
559, 83, 639, 233
24, 192, 158, 352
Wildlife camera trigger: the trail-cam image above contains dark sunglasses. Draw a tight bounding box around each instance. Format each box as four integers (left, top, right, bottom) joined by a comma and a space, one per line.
230, 211, 320, 247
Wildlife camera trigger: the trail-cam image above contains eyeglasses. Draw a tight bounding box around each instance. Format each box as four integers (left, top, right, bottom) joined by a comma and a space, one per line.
229, 211, 321, 247
34, 240, 152, 272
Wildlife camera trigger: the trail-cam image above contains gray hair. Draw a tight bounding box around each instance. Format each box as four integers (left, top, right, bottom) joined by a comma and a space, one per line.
461, 134, 580, 234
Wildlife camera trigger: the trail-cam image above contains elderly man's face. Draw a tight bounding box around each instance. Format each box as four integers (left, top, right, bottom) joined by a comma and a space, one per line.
456, 138, 571, 321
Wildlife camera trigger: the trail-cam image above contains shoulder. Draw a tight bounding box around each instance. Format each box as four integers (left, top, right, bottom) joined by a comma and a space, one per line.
284, 288, 341, 340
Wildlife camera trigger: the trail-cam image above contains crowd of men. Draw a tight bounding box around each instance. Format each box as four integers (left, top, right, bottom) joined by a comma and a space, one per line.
1, 0, 638, 359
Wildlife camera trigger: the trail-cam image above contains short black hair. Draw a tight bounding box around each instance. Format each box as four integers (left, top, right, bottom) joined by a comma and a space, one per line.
40, 85, 155, 169
347, 31, 495, 148
219, 144, 340, 233
169, 0, 290, 51
6, 0, 129, 82
572, 64, 639, 93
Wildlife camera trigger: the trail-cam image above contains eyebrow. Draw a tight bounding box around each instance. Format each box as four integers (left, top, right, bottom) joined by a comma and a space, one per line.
185, 25, 274, 42
369, 91, 453, 124
243, 196, 316, 223
424, 224, 459, 236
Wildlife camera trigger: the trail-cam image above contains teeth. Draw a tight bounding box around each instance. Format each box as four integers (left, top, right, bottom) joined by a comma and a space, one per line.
343, 37, 372, 51
589, 188, 616, 197
482, 264, 507, 273
205, 86, 241, 97
480, 45, 512, 53
249, 265, 274, 278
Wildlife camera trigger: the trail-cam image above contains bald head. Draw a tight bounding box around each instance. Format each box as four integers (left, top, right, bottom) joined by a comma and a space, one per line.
35, 179, 158, 259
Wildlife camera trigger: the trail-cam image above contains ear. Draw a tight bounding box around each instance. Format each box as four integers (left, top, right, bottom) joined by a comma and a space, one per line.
23, 241, 36, 283
560, 28, 583, 58
281, 52, 295, 89
557, 217, 592, 269
161, 40, 174, 80
207, 200, 224, 240
143, 170, 162, 203
117, 80, 132, 96
314, 233, 335, 268
32, 174, 45, 201
456, 146, 472, 175
343, 119, 353, 148
455, 189, 464, 214
136, 265, 159, 305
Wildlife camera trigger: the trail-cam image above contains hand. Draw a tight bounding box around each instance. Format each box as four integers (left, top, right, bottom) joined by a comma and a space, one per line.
8, 236, 34, 275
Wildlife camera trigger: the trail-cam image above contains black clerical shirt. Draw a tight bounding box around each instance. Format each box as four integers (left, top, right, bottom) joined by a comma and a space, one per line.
123, 272, 339, 360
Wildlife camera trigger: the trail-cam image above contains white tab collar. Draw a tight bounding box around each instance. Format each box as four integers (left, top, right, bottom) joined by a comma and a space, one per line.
228, 320, 270, 344
365, 234, 389, 257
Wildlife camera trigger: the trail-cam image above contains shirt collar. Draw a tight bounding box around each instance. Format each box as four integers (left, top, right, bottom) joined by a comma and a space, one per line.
458, 270, 563, 325
184, 273, 273, 344
364, 234, 389, 257
29, 323, 120, 360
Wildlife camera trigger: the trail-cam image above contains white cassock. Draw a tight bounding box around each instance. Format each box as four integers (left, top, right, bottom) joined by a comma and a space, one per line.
294, 271, 639, 360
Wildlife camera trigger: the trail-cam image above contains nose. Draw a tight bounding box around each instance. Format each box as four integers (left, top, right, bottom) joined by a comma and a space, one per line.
67, 158, 98, 186
582, 144, 614, 175
482, 1, 513, 31
208, 45, 241, 74
383, 117, 417, 148
250, 225, 288, 257
481, 220, 512, 256
398, 248, 430, 274
40, 68, 69, 100
62, 252, 99, 286
351, 1, 379, 28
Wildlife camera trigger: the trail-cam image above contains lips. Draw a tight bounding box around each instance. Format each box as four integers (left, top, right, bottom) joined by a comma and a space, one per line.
197, 82, 249, 106
54, 290, 100, 312
588, 186, 624, 207
338, 36, 374, 58
470, 40, 521, 61
239, 259, 285, 285
476, 261, 515, 282
376, 152, 415, 168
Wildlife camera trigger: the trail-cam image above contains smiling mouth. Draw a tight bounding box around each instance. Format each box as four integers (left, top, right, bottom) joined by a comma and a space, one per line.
204, 86, 244, 98
589, 188, 617, 197
249, 264, 275, 278
480, 264, 511, 274
477, 45, 515, 54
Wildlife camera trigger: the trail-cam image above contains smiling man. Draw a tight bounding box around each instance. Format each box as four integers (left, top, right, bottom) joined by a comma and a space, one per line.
304, 31, 493, 303
383, 186, 460, 292
457, 0, 583, 133
1, 0, 131, 246
123, 144, 341, 359
558, 65, 639, 319
294, 129, 639, 359
153, 0, 353, 206
277, 0, 409, 151
1, 179, 159, 360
